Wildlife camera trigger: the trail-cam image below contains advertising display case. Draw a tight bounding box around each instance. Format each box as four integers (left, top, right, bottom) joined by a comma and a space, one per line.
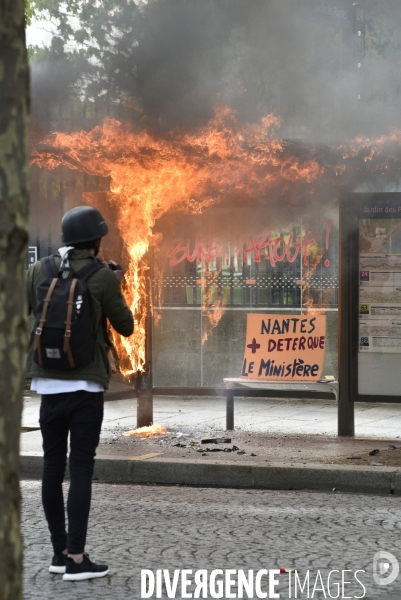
340, 193, 401, 407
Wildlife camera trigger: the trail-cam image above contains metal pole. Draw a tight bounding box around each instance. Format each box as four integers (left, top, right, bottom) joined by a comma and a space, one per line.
147, 247, 154, 401
137, 249, 154, 427
137, 391, 153, 428
200, 261, 203, 388
226, 390, 234, 431
338, 199, 355, 436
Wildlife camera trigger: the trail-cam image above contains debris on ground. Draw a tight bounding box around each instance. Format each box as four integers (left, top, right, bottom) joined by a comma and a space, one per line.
368, 449, 380, 456
201, 438, 231, 444
98, 426, 401, 467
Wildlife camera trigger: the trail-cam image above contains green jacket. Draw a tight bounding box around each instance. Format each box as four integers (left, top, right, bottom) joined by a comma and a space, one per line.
25, 249, 134, 389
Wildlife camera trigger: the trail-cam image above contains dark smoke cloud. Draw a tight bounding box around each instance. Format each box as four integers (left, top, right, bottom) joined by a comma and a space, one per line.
30, 0, 401, 140
29, 0, 401, 251
109, 0, 401, 139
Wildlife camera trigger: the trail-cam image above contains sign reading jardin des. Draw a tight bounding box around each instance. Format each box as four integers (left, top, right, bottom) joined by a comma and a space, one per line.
241, 314, 326, 381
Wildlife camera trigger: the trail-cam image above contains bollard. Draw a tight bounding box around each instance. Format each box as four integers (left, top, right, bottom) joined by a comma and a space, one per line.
137, 392, 153, 427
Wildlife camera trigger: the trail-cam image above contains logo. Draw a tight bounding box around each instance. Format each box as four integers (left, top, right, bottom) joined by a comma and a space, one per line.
45, 348, 61, 359
373, 551, 399, 586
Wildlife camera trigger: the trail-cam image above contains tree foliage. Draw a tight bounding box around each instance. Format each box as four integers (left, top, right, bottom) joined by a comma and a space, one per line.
25, 0, 35, 26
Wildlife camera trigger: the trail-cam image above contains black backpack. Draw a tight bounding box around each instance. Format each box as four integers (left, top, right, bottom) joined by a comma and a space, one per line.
33, 255, 104, 371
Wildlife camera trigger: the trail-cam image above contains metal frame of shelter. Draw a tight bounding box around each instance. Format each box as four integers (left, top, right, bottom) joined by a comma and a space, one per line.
338, 193, 401, 437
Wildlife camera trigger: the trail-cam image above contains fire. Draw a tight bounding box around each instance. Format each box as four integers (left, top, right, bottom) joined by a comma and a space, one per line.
301, 238, 326, 315
200, 262, 228, 344
122, 424, 167, 437
31, 106, 401, 374
31, 106, 324, 374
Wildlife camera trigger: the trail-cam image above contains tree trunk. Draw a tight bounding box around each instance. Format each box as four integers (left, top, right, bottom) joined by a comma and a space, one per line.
0, 1, 30, 599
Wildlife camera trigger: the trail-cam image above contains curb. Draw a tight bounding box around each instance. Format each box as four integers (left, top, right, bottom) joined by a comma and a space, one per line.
20, 454, 401, 496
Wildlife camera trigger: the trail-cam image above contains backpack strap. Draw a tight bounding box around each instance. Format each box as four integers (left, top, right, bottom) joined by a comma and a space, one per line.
41, 255, 104, 281
63, 278, 78, 369
33, 277, 59, 366
75, 260, 104, 281
62, 261, 104, 367
41, 255, 59, 279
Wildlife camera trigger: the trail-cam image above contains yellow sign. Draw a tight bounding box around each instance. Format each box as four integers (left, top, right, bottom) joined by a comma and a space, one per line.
241, 314, 326, 381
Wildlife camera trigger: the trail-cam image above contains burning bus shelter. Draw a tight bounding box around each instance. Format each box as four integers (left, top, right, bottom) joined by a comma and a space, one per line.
26, 0, 401, 433
29, 111, 343, 391
28, 107, 401, 432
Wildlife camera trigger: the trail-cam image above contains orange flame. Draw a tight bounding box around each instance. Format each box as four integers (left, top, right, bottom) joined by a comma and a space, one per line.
32, 106, 323, 374
31, 106, 401, 374
122, 424, 167, 437
301, 245, 325, 315
200, 262, 228, 344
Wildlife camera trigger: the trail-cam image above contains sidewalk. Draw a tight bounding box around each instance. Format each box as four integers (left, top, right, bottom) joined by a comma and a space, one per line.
21, 378, 401, 495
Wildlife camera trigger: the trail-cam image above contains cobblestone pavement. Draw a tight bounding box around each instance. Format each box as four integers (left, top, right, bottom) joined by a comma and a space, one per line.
22, 481, 401, 600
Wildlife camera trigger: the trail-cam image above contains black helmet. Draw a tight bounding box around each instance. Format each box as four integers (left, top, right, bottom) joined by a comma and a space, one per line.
61, 205, 109, 245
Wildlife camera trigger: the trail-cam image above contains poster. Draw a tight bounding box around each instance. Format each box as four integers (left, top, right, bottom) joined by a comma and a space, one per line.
241, 313, 326, 381
359, 215, 401, 353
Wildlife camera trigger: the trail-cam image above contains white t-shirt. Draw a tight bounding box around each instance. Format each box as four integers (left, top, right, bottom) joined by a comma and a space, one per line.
31, 378, 104, 394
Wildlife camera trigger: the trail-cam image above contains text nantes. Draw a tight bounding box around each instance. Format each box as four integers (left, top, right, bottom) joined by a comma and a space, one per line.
242, 317, 325, 379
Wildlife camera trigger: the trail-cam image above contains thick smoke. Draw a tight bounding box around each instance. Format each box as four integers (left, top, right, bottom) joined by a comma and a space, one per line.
29, 0, 401, 253
109, 0, 401, 139
30, 0, 401, 139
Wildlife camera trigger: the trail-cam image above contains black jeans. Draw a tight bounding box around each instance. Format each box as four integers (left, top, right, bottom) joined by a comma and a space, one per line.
39, 390, 103, 554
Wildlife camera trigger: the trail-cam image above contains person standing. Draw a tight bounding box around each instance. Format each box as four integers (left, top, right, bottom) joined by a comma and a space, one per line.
25, 205, 134, 581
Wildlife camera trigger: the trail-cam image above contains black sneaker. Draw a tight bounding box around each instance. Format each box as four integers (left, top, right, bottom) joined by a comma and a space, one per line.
49, 552, 67, 574
62, 553, 109, 581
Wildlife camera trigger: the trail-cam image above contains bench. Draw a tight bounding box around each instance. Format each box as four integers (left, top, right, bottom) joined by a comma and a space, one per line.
223, 378, 339, 430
